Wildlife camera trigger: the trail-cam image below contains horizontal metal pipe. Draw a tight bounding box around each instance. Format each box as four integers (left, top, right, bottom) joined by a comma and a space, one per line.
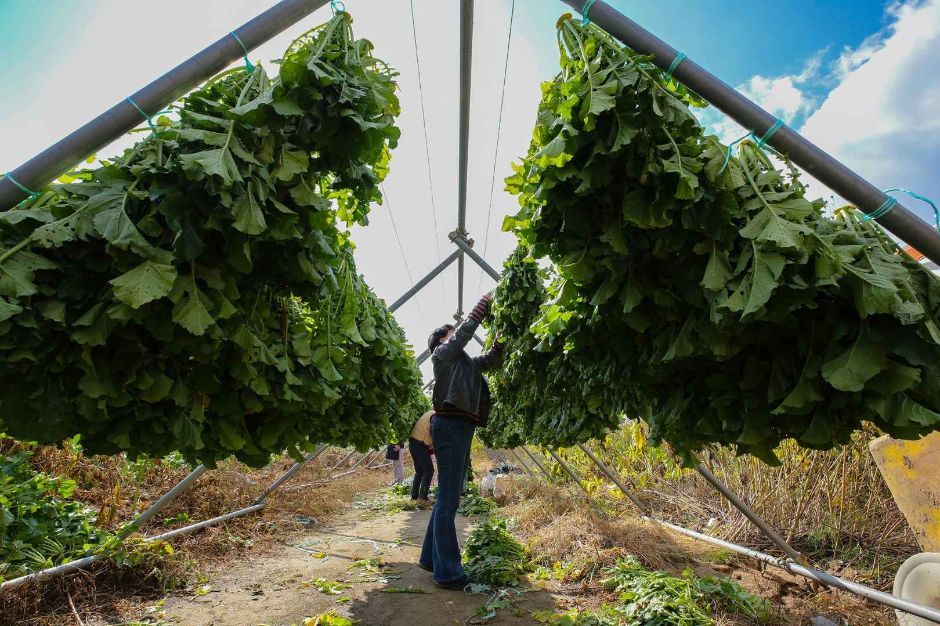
450, 234, 502, 281
0, 0, 331, 210
389, 249, 463, 312
560, 0, 940, 266
0, 556, 102, 592
253, 444, 328, 505
147, 503, 266, 542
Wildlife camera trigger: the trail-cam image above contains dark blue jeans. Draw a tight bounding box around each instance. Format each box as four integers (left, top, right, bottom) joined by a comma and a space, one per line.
419, 415, 475, 583
409, 437, 434, 500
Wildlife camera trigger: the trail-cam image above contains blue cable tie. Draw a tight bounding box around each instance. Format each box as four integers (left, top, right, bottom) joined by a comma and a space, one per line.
718, 132, 750, 174
581, 0, 596, 25
126, 97, 157, 132
229, 31, 255, 73
331, 0, 346, 14
861, 197, 897, 222
3, 172, 38, 198
664, 52, 686, 82
755, 119, 784, 148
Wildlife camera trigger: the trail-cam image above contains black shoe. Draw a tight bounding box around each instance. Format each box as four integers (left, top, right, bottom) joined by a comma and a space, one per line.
434, 575, 470, 591
417, 562, 433, 573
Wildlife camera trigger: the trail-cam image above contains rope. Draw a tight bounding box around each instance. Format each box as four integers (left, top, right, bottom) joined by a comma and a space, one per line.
718, 118, 785, 173
126, 97, 158, 133
581, 0, 597, 25
409, 0, 447, 306
476, 0, 516, 297
229, 31, 255, 73
381, 183, 425, 322
664, 51, 686, 82
2, 172, 37, 198
872, 188, 939, 230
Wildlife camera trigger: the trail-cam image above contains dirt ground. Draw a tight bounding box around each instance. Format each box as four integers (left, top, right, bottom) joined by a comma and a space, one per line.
157, 507, 556, 626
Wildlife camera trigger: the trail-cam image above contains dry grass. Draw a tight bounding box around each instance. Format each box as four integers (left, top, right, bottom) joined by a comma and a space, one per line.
0, 445, 391, 626
496, 475, 897, 625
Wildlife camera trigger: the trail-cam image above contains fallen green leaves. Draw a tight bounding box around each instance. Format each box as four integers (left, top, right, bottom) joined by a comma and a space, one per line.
0, 14, 422, 467
488, 16, 940, 461
462, 517, 532, 588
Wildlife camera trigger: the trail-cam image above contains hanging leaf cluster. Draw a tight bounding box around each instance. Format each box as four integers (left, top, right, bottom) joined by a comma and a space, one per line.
492, 16, 940, 461
0, 14, 421, 467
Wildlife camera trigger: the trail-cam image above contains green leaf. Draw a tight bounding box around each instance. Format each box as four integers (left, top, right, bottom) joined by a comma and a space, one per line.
110, 260, 178, 308
232, 188, 267, 235
94, 206, 154, 255
172, 282, 215, 336
821, 325, 888, 392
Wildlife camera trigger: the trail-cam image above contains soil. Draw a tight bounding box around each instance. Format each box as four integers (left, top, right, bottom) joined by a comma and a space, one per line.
157, 507, 557, 626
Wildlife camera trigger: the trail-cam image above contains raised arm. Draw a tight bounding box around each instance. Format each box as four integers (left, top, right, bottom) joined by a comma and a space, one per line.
432, 295, 492, 362
472, 340, 504, 372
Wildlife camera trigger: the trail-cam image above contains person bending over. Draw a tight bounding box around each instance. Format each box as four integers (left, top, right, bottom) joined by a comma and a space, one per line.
409, 409, 435, 503
418, 294, 502, 590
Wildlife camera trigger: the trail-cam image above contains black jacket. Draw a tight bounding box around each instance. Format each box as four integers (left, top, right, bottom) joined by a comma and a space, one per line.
431, 318, 502, 426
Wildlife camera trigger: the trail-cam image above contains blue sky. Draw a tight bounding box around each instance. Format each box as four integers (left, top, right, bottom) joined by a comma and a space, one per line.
2, 0, 939, 377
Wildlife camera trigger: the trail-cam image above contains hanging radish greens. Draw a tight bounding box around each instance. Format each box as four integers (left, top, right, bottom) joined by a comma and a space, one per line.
0, 14, 422, 467
485, 16, 940, 463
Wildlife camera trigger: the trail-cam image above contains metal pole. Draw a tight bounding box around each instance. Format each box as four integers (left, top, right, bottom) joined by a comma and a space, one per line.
455, 0, 475, 313
329, 449, 357, 471
577, 443, 647, 512
522, 446, 552, 481
695, 462, 808, 566
450, 234, 501, 281
252, 444, 328, 505
147, 503, 266, 542
509, 449, 534, 476
561, 0, 940, 266
417, 347, 431, 366
472, 333, 486, 347
0, 0, 331, 210
546, 449, 592, 498
389, 249, 463, 312
118, 465, 207, 538
0, 555, 103, 592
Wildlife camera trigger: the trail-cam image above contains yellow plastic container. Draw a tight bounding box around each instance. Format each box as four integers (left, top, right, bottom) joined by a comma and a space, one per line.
870, 432, 940, 553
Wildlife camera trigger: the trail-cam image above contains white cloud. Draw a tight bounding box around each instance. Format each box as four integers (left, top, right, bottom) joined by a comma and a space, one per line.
699, 53, 822, 144
799, 0, 940, 221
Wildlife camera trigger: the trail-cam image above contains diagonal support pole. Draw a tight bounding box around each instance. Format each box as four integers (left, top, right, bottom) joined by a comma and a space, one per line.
560, 0, 940, 267
695, 461, 809, 565
546, 449, 592, 498
522, 446, 552, 481
577, 443, 647, 512
389, 248, 463, 312
451, 233, 501, 282
509, 449, 534, 476
252, 444, 329, 505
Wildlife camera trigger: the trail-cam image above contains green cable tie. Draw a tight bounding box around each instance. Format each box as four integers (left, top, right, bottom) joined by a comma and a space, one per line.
755, 119, 784, 148
331, 0, 346, 14
664, 52, 686, 82
581, 0, 596, 25
878, 188, 939, 230
126, 96, 157, 132
3, 172, 38, 198
229, 31, 255, 73
861, 197, 898, 222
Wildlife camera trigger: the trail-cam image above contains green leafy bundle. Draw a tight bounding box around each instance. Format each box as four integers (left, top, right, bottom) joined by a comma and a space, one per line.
0, 450, 112, 581
457, 492, 498, 517
462, 516, 532, 587
0, 14, 421, 467
496, 16, 940, 461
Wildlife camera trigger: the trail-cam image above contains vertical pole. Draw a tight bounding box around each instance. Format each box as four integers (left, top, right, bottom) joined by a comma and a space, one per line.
252, 444, 328, 505
456, 0, 475, 315
695, 462, 808, 565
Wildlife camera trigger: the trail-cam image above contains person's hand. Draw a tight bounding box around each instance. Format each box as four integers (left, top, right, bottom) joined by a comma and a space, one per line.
468, 294, 492, 322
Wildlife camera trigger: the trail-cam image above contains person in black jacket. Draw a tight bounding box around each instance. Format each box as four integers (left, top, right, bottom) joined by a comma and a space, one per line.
418, 294, 502, 590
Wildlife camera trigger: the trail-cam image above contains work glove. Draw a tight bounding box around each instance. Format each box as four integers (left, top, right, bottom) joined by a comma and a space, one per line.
468, 294, 492, 323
